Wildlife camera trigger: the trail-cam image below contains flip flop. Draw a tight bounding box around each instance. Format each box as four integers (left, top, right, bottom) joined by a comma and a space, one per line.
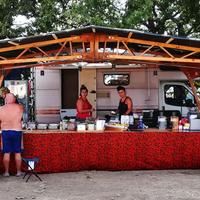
3, 172, 10, 177
16, 172, 24, 177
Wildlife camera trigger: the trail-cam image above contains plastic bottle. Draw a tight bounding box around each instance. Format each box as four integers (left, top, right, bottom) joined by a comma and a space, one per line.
158, 116, 167, 130
59, 121, 63, 131
129, 115, 134, 125
138, 116, 143, 129
171, 116, 179, 130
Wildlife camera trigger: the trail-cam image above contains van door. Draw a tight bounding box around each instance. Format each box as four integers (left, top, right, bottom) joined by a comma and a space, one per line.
79, 69, 96, 117
159, 81, 196, 117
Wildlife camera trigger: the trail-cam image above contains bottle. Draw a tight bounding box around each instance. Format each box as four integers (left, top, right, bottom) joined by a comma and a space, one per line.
170, 116, 179, 130
133, 113, 139, 128
59, 121, 63, 131
178, 124, 183, 131
138, 116, 143, 129
158, 116, 167, 130
129, 115, 134, 125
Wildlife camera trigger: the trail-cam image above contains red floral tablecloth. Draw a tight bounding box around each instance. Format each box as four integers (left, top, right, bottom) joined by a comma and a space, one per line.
1, 131, 200, 173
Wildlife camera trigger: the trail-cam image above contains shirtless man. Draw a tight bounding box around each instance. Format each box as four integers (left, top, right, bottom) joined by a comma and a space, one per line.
0, 93, 23, 177
0, 87, 10, 98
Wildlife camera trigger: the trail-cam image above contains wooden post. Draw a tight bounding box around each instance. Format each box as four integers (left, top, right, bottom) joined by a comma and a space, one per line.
0, 73, 4, 87
184, 71, 200, 112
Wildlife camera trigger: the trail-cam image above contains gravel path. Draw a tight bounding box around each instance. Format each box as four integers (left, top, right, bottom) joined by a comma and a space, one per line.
1, 170, 200, 200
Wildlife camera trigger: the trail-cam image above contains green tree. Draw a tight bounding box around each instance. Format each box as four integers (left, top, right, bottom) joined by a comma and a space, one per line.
0, 0, 19, 39
10, 0, 120, 35
58, 0, 122, 28
0, 0, 200, 39
122, 0, 200, 37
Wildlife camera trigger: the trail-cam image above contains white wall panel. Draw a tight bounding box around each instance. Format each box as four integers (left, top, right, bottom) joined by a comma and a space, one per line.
35, 69, 61, 90
35, 90, 61, 108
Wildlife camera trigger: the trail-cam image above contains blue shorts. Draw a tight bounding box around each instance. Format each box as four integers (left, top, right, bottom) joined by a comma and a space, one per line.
2, 130, 22, 153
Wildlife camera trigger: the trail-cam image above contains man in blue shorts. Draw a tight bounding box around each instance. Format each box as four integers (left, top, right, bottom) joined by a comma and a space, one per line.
0, 93, 23, 177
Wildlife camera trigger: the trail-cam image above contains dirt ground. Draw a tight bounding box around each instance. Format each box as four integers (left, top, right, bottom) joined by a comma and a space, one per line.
1, 170, 200, 200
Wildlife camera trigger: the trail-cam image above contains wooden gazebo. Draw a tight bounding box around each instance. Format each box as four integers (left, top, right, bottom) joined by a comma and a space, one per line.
1, 25, 200, 109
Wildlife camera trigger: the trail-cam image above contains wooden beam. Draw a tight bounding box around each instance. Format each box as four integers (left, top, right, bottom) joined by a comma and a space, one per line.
103, 41, 107, 53
0, 54, 82, 65
181, 51, 197, 59
128, 32, 133, 38
0, 56, 7, 60
55, 40, 68, 57
166, 38, 174, 44
122, 41, 134, 55
185, 71, 200, 111
160, 46, 175, 58
82, 42, 85, 53
140, 45, 154, 56
16, 48, 29, 59
90, 34, 95, 60
94, 35, 99, 59
69, 41, 73, 55
0, 36, 80, 53
0, 43, 89, 65
116, 41, 120, 54
107, 54, 200, 64
8, 41, 19, 46
36, 47, 49, 57
108, 36, 200, 54
52, 34, 58, 40
0, 74, 4, 86
0, 60, 78, 70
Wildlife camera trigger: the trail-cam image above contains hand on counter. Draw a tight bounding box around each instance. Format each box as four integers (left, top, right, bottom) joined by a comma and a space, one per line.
111, 111, 117, 115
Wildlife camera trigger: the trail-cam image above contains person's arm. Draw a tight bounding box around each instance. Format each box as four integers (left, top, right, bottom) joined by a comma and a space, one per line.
1, 134, 2, 150
76, 99, 93, 113
0, 108, 2, 149
125, 97, 133, 115
20, 105, 24, 149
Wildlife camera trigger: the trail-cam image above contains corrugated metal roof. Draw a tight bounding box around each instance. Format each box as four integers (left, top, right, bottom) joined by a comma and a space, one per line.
1, 25, 200, 48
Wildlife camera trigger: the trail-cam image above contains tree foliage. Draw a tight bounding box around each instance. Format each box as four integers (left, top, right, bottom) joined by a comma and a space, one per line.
0, 0, 19, 39
122, 0, 200, 37
0, 0, 122, 38
0, 0, 199, 39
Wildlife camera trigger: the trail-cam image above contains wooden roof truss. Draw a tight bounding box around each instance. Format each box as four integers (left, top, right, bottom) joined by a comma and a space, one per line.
0, 29, 200, 110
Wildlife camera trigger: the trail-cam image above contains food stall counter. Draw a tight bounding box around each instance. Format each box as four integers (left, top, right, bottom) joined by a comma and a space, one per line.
1, 129, 200, 174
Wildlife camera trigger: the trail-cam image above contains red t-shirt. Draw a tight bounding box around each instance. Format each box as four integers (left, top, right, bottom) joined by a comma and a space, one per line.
76, 97, 92, 119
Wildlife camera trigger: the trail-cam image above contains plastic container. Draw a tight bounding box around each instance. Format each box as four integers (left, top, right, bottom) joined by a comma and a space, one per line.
77, 123, 86, 131
96, 120, 105, 131
67, 122, 76, 131
129, 115, 134, 125
121, 115, 130, 125
62, 120, 68, 130
87, 123, 95, 131
158, 116, 167, 130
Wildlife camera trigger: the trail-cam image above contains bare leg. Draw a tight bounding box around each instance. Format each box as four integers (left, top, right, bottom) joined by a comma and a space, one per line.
15, 153, 22, 174
3, 153, 10, 175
